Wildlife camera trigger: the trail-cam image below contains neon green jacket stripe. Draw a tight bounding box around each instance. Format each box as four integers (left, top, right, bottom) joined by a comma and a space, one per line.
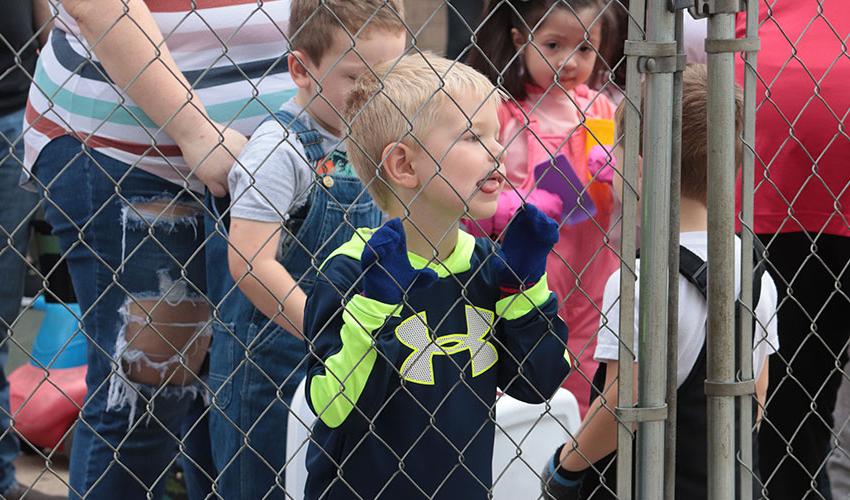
309, 294, 400, 428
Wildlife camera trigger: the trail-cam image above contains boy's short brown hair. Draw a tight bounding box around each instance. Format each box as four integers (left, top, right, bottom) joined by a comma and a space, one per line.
615, 64, 744, 203
289, 0, 406, 63
344, 53, 502, 211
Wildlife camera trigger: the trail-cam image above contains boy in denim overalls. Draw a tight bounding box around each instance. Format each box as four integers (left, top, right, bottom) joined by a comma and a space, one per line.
204, 1, 406, 497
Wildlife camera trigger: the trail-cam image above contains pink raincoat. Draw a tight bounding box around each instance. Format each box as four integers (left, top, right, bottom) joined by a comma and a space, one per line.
469, 84, 617, 415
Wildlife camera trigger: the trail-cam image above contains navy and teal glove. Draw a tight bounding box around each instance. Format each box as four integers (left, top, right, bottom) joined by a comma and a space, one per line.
361, 218, 438, 304
541, 444, 585, 500
498, 203, 560, 288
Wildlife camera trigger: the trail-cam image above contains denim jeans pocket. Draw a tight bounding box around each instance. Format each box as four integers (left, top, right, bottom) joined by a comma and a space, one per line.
33, 136, 96, 229
244, 311, 303, 356
208, 323, 235, 410
245, 311, 307, 385
315, 198, 377, 254
244, 312, 275, 354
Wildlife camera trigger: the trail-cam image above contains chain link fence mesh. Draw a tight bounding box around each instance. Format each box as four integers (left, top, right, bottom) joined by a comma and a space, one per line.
0, 0, 845, 499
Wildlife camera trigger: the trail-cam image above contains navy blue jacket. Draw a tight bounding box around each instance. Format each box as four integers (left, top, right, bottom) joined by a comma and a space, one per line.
303, 228, 570, 499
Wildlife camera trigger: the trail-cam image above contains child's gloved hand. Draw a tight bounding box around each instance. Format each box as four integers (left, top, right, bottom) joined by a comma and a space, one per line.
588, 145, 615, 185
361, 218, 438, 304
497, 203, 559, 288
540, 446, 584, 500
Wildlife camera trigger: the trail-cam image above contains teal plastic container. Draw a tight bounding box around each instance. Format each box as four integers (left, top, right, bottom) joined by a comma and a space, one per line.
30, 296, 87, 369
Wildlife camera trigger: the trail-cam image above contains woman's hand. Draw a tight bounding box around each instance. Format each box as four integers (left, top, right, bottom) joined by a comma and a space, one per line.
65, 0, 248, 196
179, 125, 248, 197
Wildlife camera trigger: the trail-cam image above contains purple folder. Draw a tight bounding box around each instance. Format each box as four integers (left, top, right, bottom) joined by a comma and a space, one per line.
532, 154, 596, 225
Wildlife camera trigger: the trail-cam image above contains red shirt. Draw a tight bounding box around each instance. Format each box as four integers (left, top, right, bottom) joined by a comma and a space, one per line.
735, 1, 849, 236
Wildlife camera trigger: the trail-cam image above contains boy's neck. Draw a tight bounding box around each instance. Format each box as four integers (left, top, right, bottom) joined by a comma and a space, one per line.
294, 89, 341, 137
388, 206, 460, 261
679, 196, 708, 232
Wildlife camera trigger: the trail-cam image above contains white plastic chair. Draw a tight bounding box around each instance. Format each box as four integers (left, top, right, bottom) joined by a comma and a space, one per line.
491, 388, 582, 500
285, 382, 581, 500
285, 378, 316, 500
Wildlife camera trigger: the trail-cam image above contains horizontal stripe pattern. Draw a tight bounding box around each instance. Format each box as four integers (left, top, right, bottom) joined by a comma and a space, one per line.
25, 0, 295, 191
146, 0, 265, 13
50, 29, 289, 89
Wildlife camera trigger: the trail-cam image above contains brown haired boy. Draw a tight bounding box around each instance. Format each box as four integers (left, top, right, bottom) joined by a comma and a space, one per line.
542, 64, 779, 499
206, 1, 406, 497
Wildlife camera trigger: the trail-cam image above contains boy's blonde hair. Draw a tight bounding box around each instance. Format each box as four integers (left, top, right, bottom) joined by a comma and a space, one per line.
344, 53, 502, 210
614, 64, 744, 203
289, 0, 406, 64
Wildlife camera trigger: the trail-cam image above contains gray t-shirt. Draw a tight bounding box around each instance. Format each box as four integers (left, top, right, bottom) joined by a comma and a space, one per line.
228, 99, 344, 222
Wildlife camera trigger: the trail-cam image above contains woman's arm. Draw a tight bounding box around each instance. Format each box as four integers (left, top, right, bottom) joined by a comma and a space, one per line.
63, 0, 246, 195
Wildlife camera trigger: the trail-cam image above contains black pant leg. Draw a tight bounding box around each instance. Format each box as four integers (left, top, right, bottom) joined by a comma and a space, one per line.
757, 232, 850, 500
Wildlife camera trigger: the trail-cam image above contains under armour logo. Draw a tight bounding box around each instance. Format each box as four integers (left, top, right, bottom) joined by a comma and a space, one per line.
395, 306, 499, 385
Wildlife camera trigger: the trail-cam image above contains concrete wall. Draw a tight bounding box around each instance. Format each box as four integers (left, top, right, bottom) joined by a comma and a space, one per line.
403, 0, 448, 55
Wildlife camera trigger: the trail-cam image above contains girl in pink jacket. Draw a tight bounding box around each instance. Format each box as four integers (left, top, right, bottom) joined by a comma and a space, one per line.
468, 0, 617, 414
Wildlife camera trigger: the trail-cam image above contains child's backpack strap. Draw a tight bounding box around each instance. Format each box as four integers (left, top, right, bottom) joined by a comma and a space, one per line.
678, 246, 709, 299
584, 240, 768, 499
269, 109, 326, 163
678, 241, 765, 309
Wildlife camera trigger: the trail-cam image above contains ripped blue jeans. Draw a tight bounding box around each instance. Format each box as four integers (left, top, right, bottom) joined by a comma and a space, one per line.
33, 136, 214, 500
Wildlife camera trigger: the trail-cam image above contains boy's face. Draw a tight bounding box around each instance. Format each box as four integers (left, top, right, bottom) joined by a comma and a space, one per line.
301, 29, 406, 135
409, 94, 505, 222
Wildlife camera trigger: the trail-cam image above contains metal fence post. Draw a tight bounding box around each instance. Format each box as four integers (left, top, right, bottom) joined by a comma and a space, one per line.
664, 8, 685, 500
705, 6, 738, 500
636, 0, 676, 497
737, 1, 760, 498
616, 0, 647, 497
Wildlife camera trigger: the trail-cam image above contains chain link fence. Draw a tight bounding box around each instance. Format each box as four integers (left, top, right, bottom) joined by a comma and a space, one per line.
0, 0, 846, 499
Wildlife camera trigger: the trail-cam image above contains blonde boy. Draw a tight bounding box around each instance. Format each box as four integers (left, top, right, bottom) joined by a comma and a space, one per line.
302, 54, 571, 499
206, 1, 406, 497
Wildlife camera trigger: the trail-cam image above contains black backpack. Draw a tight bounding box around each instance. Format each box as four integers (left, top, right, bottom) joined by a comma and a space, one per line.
578, 241, 765, 500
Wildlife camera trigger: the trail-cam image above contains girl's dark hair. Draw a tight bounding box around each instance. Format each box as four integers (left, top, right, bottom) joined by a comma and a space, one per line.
466, 0, 611, 101
600, 0, 629, 90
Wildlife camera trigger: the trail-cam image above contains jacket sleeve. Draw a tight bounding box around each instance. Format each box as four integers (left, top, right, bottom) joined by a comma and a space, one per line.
494, 274, 571, 403
303, 258, 408, 433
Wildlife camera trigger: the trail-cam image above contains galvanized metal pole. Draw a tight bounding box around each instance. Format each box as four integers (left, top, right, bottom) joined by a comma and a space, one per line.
663, 9, 685, 500
616, 0, 646, 497
636, 0, 675, 497
706, 9, 738, 500
737, 1, 761, 498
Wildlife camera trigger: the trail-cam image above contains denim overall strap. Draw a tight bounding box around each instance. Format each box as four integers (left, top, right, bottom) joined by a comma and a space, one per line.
277, 148, 381, 293
270, 110, 326, 163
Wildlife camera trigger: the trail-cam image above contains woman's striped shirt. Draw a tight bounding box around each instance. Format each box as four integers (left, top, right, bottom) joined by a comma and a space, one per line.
24, 0, 297, 192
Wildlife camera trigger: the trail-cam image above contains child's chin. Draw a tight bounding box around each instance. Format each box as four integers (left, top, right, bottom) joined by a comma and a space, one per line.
466, 202, 499, 221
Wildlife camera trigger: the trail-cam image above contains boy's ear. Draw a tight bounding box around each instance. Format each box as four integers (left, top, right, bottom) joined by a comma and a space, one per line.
380, 142, 419, 191
287, 50, 314, 90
